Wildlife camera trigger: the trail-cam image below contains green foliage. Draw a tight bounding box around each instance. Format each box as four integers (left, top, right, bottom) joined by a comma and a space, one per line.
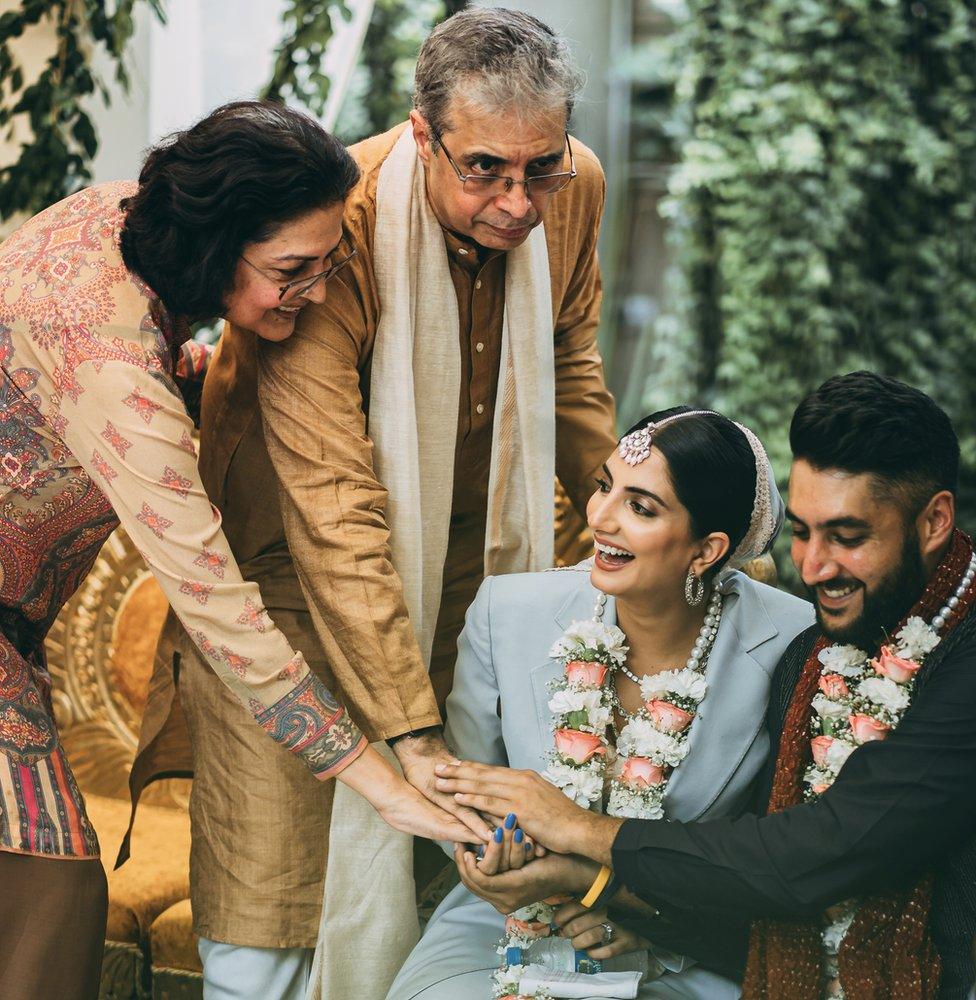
263, 1, 353, 116
265, 0, 465, 144
0, 0, 165, 221
640, 0, 976, 568
338, 0, 444, 141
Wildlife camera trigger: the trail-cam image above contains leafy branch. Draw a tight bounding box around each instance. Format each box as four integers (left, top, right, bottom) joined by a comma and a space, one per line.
263, 0, 466, 142
0, 0, 166, 221
262, 0, 353, 117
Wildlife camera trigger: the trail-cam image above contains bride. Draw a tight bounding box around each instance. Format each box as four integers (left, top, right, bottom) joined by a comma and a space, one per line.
388, 406, 815, 999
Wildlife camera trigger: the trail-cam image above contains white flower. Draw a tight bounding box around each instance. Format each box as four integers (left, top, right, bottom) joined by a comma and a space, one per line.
617, 718, 688, 766
825, 738, 857, 772
608, 783, 665, 820
549, 619, 628, 665
640, 668, 708, 703
804, 765, 833, 790
821, 902, 857, 953
856, 676, 910, 714
548, 688, 604, 717
492, 965, 524, 997
812, 693, 850, 721
547, 688, 612, 731
513, 901, 555, 924
818, 644, 867, 677
543, 760, 603, 807
895, 616, 941, 660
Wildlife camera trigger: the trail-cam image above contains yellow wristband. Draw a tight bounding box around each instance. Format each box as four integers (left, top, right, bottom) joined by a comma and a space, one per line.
580, 865, 612, 908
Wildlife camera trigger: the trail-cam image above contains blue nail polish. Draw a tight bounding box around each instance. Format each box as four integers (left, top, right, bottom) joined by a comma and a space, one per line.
493, 827, 504, 843
504, 813, 517, 830
514, 829, 524, 844
524, 841, 532, 851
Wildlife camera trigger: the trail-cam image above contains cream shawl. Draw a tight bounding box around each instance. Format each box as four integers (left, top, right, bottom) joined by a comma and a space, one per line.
368, 124, 556, 664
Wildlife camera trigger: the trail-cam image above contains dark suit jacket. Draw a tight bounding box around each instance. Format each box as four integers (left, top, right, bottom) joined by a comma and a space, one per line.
610, 613, 976, 998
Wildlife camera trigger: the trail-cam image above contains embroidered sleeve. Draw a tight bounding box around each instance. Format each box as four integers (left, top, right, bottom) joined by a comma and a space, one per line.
58, 357, 366, 779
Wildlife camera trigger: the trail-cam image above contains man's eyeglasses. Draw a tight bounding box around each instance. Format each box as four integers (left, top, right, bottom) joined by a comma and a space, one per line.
242, 247, 357, 302
433, 131, 577, 199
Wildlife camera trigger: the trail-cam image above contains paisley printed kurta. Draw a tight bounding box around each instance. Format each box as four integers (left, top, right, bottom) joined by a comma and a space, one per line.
0, 182, 366, 859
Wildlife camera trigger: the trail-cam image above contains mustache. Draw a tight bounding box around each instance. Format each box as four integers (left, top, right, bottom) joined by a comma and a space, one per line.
478, 215, 538, 229
815, 577, 863, 589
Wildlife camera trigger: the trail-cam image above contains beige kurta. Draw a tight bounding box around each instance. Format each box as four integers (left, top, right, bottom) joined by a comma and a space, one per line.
131, 123, 618, 946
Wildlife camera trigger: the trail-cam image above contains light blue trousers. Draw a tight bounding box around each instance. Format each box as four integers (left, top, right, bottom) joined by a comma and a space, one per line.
198, 937, 313, 1000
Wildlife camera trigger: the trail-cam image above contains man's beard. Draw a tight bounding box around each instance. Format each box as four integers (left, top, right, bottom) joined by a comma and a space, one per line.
809, 535, 929, 652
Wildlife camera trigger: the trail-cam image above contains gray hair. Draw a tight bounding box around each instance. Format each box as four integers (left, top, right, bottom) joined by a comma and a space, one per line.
413, 7, 584, 141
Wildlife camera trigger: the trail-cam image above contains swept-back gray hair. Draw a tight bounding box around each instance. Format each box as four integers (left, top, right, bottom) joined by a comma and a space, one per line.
413, 7, 583, 141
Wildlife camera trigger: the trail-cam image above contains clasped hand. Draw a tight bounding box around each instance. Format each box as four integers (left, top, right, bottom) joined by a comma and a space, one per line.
435, 759, 623, 860
453, 824, 648, 961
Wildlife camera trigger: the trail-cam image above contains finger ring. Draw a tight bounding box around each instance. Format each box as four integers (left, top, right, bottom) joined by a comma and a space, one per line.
601, 922, 614, 945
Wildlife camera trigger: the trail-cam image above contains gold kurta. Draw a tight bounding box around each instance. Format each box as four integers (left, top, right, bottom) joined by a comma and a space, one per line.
132, 123, 617, 946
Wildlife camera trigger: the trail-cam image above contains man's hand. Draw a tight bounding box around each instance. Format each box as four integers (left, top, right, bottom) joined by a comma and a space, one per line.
392, 732, 493, 842
552, 900, 650, 961
455, 844, 598, 914
436, 760, 623, 861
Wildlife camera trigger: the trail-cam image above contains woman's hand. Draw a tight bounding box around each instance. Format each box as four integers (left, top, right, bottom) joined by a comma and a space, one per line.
475, 813, 534, 875
455, 845, 599, 914
436, 760, 623, 860
553, 900, 650, 961
338, 746, 475, 842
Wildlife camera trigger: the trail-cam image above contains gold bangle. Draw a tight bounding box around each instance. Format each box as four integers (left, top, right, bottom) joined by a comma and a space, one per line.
580, 865, 612, 908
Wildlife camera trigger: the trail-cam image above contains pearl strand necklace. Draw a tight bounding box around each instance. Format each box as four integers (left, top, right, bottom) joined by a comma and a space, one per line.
932, 550, 976, 631
593, 587, 725, 686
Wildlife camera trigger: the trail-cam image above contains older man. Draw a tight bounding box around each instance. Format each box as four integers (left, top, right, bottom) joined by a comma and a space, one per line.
131, 8, 616, 1000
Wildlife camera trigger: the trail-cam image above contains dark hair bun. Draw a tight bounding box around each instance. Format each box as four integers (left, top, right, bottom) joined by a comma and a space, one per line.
623, 406, 756, 575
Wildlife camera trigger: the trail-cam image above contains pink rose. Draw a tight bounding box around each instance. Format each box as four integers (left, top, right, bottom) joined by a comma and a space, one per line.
810, 781, 831, 795
645, 699, 694, 733
871, 645, 922, 684
565, 659, 608, 688
505, 915, 551, 940
818, 674, 849, 699
554, 728, 606, 764
619, 756, 666, 788
849, 713, 891, 745
810, 735, 835, 768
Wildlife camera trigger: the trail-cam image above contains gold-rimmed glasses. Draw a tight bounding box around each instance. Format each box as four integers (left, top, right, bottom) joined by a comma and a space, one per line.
241, 247, 357, 302
433, 130, 577, 199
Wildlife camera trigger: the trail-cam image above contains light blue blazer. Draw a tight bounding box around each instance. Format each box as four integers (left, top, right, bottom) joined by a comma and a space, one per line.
388, 565, 814, 1000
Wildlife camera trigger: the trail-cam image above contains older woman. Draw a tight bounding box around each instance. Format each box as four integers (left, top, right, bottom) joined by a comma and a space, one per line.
390, 407, 815, 999
0, 100, 469, 1000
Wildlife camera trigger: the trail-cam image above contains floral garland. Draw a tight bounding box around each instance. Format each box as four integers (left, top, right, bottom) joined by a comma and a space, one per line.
492, 593, 722, 999
805, 617, 942, 999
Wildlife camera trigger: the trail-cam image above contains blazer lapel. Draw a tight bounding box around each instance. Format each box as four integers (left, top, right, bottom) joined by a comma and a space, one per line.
663, 573, 777, 822
529, 575, 613, 767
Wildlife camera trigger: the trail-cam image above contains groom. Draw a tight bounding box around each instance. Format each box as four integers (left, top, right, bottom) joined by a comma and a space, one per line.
440, 372, 976, 998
